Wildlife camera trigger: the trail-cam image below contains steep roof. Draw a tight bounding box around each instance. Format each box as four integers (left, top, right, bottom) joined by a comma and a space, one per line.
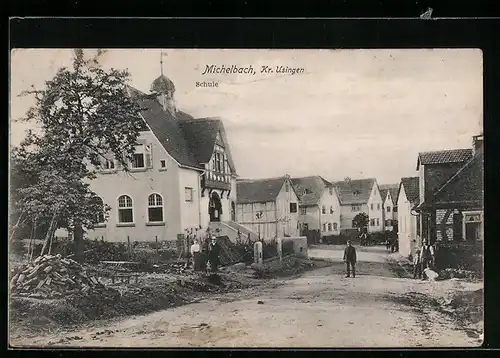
400, 177, 420, 205
291, 176, 334, 206
416, 149, 473, 170
237, 177, 289, 204
432, 150, 483, 208
379, 184, 399, 205
333, 178, 376, 205
127, 86, 236, 173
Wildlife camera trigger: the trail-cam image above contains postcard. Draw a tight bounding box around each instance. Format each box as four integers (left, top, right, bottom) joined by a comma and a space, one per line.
9, 48, 483, 348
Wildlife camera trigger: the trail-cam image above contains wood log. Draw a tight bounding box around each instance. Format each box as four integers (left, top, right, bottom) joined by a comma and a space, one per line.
35, 280, 45, 290
23, 277, 37, 287
11, 273, 20, 285
46, 277, 52, 285
53, 272, 63, 280
17, 274, 26, 284
44, 266, 53, 274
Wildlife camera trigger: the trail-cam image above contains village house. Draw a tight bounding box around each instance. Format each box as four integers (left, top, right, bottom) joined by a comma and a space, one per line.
291, 176, 341, 242
415, 134, 483, 245
333, 178, 384, 233
235, 175, 300, 240
397, 177, 420, 258
85, 73, 240, 243
379, 184, 399, 232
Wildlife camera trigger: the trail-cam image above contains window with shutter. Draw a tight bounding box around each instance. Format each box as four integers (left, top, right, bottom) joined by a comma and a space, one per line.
145, 143, 153, 168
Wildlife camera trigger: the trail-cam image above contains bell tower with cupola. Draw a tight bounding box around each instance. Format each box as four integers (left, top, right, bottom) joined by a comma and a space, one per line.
150, 53, 177, 118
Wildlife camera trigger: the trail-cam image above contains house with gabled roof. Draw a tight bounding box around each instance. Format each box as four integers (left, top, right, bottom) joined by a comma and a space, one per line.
416, 134, 483, 245
235, 175, 300, 239
291, 176, 341, 241
397, 177, 420, 258
333, 178, 384, 233
414, 145, 477, 245
379, 184, 399, 232
87, 72, 240, 243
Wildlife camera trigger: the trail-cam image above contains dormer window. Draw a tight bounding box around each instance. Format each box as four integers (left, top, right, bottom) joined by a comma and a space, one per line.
353, 190, 360, 196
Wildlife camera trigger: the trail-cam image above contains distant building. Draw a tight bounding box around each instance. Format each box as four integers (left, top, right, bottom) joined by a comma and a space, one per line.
291, 176, 341, 240
397, 177, 420, 258
235, 175, 300, 239
333, 178, 384, 233
379, 184, 399, 231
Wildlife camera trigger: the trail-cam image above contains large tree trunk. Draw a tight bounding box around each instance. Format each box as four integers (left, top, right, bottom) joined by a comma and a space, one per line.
73, 221, 85, 263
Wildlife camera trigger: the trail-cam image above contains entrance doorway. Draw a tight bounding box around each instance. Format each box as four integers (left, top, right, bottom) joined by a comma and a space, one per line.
301, 223, 309, 236
465, 222, 480, 242
209, 192, 222, 222
231, 201, 236, 222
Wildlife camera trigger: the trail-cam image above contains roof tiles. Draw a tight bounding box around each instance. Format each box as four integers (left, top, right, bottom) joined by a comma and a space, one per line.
333, 178, 376, 205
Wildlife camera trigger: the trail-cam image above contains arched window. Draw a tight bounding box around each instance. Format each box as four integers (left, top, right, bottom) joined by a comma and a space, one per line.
92, 196, 105, 224
118, 195, 133, 223
148, 193, 164, 222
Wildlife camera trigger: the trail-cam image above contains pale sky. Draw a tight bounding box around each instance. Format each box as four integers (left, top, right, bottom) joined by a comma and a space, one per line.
10, 49, 483, 184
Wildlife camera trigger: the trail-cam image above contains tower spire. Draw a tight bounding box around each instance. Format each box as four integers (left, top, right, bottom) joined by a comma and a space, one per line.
160, 52, 164, 76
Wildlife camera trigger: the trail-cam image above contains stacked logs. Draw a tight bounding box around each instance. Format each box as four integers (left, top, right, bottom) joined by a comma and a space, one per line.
10, 254, 104, 299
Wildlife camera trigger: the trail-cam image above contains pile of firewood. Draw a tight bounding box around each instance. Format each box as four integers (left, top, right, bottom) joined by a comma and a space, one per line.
10, 254, 104, 299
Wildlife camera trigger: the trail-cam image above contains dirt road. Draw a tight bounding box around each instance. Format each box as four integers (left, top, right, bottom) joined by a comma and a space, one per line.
10, 245, 483, 348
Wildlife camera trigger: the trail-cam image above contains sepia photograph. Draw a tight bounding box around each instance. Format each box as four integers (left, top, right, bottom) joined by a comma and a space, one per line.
9, 48, 484, 348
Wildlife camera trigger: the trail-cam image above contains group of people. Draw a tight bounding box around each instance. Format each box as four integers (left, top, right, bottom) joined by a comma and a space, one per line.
412, 239, 435, 280
342, 238, 436, 280
187, 235, 221, 273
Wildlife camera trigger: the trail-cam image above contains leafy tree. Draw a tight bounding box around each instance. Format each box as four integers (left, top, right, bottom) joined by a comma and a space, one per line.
12, 49, 144, 262
352, 212, 369, 231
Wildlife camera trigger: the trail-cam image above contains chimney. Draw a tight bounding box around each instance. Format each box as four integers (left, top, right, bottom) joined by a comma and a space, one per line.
472, 134, 483, 155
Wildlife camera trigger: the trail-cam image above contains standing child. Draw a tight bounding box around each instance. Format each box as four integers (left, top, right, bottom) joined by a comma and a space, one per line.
413, 250, 422, 279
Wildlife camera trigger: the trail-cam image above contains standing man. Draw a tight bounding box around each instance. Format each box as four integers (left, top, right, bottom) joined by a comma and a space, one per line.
208, 236, 221, 273
343, 240, 357, 278
190, 238, 201, 271
419, 239, 435, 280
